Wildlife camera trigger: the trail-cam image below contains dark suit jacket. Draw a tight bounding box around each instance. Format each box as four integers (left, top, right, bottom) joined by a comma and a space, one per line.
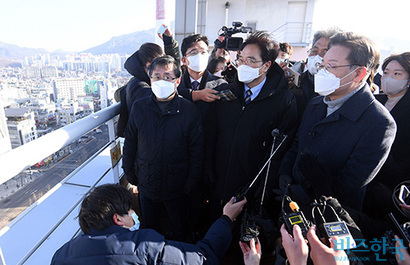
177, 70, 227, 117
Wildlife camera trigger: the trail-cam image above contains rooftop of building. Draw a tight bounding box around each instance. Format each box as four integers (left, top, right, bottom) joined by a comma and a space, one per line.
4, 107, 32, 117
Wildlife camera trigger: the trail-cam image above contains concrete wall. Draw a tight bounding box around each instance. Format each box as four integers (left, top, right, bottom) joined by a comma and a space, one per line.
204, 0, 316, 47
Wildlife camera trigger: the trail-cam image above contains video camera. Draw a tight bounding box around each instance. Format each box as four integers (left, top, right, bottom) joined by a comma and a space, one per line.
215, 21, 253, 51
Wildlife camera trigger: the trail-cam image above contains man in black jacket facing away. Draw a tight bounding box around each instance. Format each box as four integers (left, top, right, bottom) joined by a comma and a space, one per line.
122, 56, 203, 241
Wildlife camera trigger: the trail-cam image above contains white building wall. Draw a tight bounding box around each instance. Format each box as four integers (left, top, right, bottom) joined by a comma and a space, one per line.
204, 0, 316, 60
206, 0, 315, 38
0, 104, 11, 155
5, 111, 37, 149
53, 78, 85, 101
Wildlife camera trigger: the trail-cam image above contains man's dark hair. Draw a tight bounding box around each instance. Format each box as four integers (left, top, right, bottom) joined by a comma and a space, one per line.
138, 43, 164, 66
181, 34, 209, 57
312, 28, 341, 46
240, 31, 279, 64
329, 32, 380, 77
279, 42, 293, 56
382, 52, 410, 75
148, 55, 182, 78
207, 56, 227, 74
79, 184, 134, 234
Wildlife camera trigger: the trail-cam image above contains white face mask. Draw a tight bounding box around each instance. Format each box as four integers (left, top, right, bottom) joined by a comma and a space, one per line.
314, 67, 358, 96
187, 53, 208, 72
151, 80, 176, 99
237, 64, 262, 84
214, 70, 223, 77
275, 58, 289, 67
128, 212, 140, 231
381, 76, 409, 95
307, 55, 323, 75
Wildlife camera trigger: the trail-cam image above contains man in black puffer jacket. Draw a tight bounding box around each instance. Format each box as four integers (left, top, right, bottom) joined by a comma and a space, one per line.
117, 28, 181, 137
122, 56, 203, 241
51, 184, 247, 265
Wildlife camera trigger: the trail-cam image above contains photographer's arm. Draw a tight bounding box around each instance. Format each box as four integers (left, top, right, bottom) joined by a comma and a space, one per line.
158, 25, 181, 67
195, 197, 246, 264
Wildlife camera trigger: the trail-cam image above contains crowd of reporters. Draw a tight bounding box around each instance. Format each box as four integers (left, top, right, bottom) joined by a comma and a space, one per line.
54, 23, 409, 265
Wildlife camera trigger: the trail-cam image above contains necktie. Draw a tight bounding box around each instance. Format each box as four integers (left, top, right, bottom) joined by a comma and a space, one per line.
245, 89, 252, 105
192, 81, 200, 90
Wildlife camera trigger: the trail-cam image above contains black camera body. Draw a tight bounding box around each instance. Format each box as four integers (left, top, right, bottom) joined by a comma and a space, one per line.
215, 21, 252, 51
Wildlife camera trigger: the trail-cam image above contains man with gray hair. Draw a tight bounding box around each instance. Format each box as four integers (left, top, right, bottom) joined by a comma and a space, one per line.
279, 31, 396, 211
290, 28, 341, 117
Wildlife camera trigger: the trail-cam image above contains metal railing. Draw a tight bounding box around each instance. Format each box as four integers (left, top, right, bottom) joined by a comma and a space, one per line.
0, 103, 120, 186
271, 22, 312, 45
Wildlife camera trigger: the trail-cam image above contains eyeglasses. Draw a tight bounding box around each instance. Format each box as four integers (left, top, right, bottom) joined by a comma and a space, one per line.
308, 48, 327, 58
186, 49, 208, 57
235, 57, 263, 67
318, 64, 359, 74
150, 75, 178, 82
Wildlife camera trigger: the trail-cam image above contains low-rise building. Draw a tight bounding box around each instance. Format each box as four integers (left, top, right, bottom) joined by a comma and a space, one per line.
4, 107, 37, 149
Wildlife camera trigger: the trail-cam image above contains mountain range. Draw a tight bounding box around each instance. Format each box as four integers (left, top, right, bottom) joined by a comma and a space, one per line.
0, 28, 156, 67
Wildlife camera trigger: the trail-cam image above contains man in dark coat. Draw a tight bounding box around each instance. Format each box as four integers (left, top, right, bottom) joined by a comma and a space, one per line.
122, 56, 203, 241
51, 184, 247, 265
177, 34, 227, 117
278, 32, 397, 211
117, 29, 181, 137
204, 31, 299, 213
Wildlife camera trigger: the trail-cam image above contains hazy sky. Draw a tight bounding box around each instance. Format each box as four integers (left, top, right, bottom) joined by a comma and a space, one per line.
0, 0, 408, 53
0, 0, 156, 51
313, 0, 409, 53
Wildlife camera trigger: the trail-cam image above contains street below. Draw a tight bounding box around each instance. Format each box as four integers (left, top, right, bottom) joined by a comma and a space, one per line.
0, 125, 109, 230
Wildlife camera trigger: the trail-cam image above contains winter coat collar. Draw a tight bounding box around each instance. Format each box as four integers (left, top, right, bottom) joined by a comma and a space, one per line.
310, 83, 375, 122
88, 225, 130, 236
148, 94, 183, 115
182, 70, 212, 90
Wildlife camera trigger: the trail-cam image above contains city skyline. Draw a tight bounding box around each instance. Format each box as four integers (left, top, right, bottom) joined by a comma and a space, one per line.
0, 0, 157, 52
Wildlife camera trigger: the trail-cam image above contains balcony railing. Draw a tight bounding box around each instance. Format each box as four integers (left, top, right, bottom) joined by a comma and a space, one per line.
0, 103, 120, 186
271, 22, 312, 46
0, 102, 122, 264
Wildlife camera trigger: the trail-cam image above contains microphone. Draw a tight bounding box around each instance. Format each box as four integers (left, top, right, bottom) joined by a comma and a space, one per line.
272, 128, 280, 137
272, 128, 287, 138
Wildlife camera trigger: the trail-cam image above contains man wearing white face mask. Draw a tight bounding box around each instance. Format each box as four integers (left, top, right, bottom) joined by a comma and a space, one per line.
289, 28, 341, 120
123, 56, 204, 242
178, 34, 227, 117
204, 31, 298, 221
279, 32, 396, 212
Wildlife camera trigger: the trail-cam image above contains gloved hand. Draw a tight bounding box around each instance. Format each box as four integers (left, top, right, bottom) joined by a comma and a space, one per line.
297, 154, 333, 198
323, 196, 363, 240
